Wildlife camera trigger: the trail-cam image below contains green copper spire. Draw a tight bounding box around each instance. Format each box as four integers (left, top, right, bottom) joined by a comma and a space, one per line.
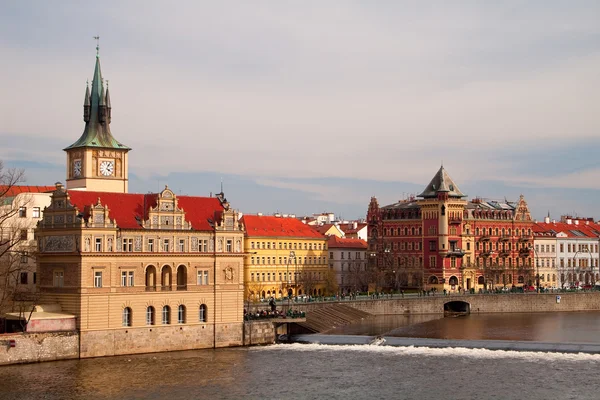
64, 51, 130, 151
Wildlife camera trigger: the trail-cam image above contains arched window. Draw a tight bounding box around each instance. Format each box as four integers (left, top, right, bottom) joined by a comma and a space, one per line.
162, 305, 171, 324
146, 306, 155, 325
176, 265, 187, 290
518, 276, 524, 284
199, 304, 207, 322
449, 276, 458, 285
428, 276, 439, 284
145, 265, 157, 291
122, 307, 132, 327
178, 305, 186, 324
477, 276, 484, 285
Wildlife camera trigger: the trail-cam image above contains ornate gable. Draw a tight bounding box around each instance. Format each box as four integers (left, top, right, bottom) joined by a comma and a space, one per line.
513, 195, 532, 222
144, 186, 191, 230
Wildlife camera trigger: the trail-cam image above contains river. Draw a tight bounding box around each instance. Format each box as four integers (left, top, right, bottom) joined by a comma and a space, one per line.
1, 312, 600, 400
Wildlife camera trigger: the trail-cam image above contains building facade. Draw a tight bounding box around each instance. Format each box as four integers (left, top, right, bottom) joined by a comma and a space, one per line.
242, 214, 329, 300
34, 50, 245, 358
367, 166, 535, 293
533, 216, 600, 288
0, 186, 53, 314
327, 236, 367, 294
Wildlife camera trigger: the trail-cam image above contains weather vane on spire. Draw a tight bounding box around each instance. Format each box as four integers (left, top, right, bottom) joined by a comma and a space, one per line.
93, 36, 100, 56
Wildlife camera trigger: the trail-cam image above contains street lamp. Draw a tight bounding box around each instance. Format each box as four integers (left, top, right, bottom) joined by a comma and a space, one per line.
286, 250, 295, 307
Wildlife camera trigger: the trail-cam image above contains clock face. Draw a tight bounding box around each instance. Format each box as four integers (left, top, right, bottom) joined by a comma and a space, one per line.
73, 160, 82, 177
99, 160, 114, 176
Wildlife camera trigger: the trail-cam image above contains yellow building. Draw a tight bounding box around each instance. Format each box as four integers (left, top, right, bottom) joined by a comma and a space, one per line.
34, 50, 245, 357
241, 215, 330, 300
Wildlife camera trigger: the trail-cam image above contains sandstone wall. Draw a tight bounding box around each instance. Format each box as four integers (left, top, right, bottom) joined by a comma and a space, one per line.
243, 321, 275, 345
0, 331, 79, 365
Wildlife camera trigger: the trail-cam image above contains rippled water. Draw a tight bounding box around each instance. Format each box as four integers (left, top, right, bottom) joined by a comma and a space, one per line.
1, 344, 599, 400
2, 312, 600, 400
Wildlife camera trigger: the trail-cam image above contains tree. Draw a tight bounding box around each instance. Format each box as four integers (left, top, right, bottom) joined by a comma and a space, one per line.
323, 268, 338, 296
0, 160, 34, 316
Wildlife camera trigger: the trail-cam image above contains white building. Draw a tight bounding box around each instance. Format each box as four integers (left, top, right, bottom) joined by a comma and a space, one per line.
327, 235, 367, 293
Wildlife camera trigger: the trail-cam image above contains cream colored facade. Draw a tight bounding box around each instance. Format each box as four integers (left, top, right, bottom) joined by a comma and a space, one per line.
66, 148, 129, 193
0, 190, 52, 313
36, 185, 245, 357
242, 217, 329, 300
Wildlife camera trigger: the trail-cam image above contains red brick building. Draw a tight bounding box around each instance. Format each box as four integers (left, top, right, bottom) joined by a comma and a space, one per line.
367, 166, 534, 292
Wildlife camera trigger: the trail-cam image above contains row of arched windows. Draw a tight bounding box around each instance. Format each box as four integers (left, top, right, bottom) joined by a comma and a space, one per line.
475, 227, 532, 237
122, 304, 208, 327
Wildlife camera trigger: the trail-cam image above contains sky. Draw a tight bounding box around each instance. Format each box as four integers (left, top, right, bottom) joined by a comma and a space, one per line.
1, 1, 600, 220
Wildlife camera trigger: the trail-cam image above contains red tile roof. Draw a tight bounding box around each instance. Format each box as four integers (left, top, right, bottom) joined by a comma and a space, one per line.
327, 235, 367, 249
533, 221, 600, 238
343, 223, 367, 234
67, 191, 223, 230
312, 223, 338, 235
242, 215, 325, 238
0, 185, 56, 197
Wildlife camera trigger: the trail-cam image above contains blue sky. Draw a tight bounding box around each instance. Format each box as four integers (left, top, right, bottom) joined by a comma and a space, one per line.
1, 1, 600, 220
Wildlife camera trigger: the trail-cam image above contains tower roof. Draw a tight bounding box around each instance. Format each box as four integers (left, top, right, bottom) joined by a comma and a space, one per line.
418, 166, 466, 199
64, 53, 130, 151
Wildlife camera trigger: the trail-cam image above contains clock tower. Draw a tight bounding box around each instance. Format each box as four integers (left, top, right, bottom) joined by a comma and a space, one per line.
64, 47, 131, 193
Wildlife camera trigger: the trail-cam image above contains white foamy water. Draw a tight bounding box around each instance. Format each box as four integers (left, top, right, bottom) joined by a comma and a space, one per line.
257, 342, 600, 362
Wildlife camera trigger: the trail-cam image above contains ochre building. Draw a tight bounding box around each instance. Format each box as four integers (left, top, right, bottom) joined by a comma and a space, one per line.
35, 50, 245, 358
367, 166, 534, 293
242, 215, 329, 300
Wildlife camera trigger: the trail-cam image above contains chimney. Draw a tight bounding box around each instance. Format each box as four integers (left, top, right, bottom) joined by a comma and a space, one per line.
544, 216, 550, 223
353, 221, 358, 229
574, 220, 579, 225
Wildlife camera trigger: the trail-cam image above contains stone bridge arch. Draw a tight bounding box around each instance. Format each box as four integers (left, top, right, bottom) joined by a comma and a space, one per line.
444, 300, 470, 315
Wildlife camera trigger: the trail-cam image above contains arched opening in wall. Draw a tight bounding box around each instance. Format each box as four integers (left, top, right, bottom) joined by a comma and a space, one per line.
122, 307, 132, 327
178, 305, 186, 324
477, 276, 484, 285
145, 265, 157, 291
444, 301, 470, 316
449, 276, 458, 286
176, 265, 187, 290
428, 276, 439, 285
313, 289, 317, 296
146, 306, 155, 325
199, 304, 207, 322
162, 305, 171, 324
518, 276, 524, 284
298, 289, 303, 295
161, 265, 172, 291
399, 273, 409, 286
278, 290, 282, 296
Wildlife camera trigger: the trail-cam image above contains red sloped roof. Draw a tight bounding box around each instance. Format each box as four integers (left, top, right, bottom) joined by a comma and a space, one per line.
533, 221, 600, 238
327, 235, 367, 249
343, 223, 367, 234
0, 185, 56, 197
67, 191, 222, 230
242, 215, 325, 238
312, 223, 338, 235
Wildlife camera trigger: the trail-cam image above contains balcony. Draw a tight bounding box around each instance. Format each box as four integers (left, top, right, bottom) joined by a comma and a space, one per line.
518, 235, 533, 243
145, 286, 157, 292
518, 248, 530, 256
446, 249, 466, 258
499, 236, 510, 242
498, 250, 511, 257
479, 236, 490, 242
449, 218, 462, 225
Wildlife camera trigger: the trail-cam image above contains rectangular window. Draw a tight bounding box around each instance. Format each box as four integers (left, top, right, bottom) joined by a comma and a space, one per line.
94, 271, 103, 288
429, 241, 436, 251
20, 272, 28, 284
163, 239, 170, 252
121, 271, 127, 286
226, 239, 232, 252
466, 242, 471, 251
203, 271, 209, 285
251, 242, 255, 249
148, 239, 154, 252
19, 229, 27, 240
123, 238, 133, 252
18, 207, 26, 218
53, 271, 64, 287
560, 244, 564, 253
95, 238, 102, 252
128, 271, 134, 286
429, 256, 436, 268
179, 239, 185, 252
33, 272, 37, 284
32, 207, 40, 218
20, 254, 28, 263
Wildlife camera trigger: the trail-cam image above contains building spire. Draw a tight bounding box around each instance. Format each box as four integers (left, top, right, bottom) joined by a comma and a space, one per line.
83, 80, 91, 122
94, 36, 100, 57
64, 47, 130, 151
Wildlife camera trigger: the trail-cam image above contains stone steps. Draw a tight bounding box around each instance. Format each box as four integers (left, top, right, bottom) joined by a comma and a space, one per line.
297, 304, 372, 333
